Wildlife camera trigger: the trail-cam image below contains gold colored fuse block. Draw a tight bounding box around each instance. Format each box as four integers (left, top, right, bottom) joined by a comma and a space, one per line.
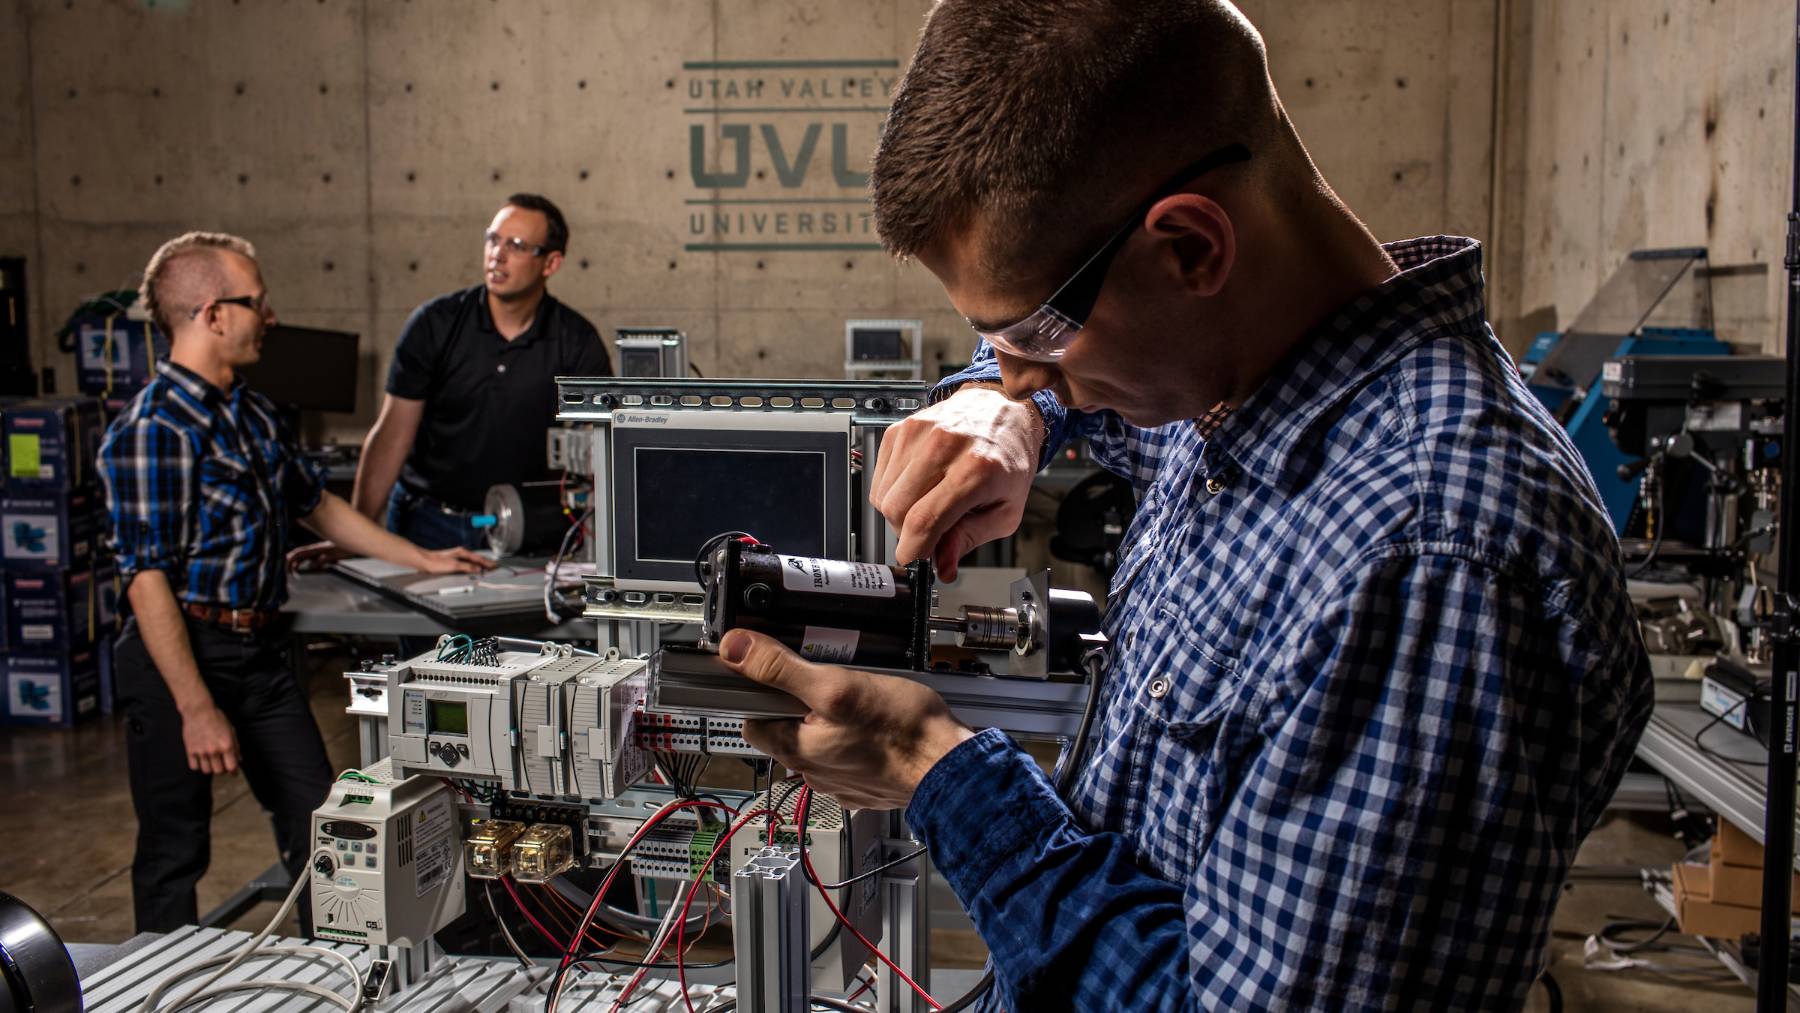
465, 820, 528, 880
511, 824, 577, 883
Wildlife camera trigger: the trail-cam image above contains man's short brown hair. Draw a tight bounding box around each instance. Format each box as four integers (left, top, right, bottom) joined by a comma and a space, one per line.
872, 0, 1278, 274
139, 231, 257, 335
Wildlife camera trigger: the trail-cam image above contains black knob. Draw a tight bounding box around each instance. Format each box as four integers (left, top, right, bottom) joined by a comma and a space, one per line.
314, 854, 335, 876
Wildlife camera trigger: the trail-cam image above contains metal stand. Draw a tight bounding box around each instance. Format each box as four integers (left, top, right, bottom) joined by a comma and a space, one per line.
1758, 6, 1800, 1008
732, 847, 811, 1013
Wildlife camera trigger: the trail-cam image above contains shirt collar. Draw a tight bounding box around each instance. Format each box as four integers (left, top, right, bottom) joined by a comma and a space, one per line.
156, 358, 239, 406
478, 287, 554, 347
1199, 235, 1490, 489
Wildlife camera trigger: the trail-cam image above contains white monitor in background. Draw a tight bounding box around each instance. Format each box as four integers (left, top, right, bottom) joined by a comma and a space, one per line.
844, 319, 922, 380
614, 328, 689, 378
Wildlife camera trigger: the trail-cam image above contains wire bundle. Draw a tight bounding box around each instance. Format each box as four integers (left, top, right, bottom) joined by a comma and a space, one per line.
436, 634, 501, 666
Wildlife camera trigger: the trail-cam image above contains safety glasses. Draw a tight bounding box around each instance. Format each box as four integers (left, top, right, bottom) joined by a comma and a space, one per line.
971, 143, 1251, 362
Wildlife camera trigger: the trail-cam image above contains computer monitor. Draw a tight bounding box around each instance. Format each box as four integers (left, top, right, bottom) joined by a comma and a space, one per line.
610, 410, 851, 592
240, 325, 360, 413
614, 328, 688, 378
844, 319, 922, 380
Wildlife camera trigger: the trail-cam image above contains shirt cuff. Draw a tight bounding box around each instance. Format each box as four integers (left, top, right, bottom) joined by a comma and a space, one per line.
907, 727, 1070, 900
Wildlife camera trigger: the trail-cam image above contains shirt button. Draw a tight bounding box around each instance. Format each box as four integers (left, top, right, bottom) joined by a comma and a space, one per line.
1205, 475, 1227, 495
496, 364, 507, 374
1148, 677, 1170, 699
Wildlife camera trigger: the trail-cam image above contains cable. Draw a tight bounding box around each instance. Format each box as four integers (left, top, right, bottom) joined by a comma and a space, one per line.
501, 875, 568, 951
767, 776, 806, 845
693, 531, 756, 586
667, 806, 775, 1011
485, 881, 536, 967
817, 846, 928, 891
796, 786, 941, 1010
546, 505, 596, 622
139, 849, 365, 1013
1692, 693, 1769, 766
549, 799, 737, 1013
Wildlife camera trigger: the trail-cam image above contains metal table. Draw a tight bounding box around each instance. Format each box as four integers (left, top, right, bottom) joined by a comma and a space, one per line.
1635, 701, 1800, 872
283, 571, 592, 641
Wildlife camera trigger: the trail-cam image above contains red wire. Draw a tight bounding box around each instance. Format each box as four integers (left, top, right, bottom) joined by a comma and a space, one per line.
632, 805, 773, 1013
846, 969, 875, 1003
553, 799, 737, 1011
796, 786, 941, 1010
499, 874, 567, 951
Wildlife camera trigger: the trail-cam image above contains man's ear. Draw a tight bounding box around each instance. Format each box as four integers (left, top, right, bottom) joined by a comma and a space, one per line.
1145, 194, 1235, 299
541, 250, 565, 281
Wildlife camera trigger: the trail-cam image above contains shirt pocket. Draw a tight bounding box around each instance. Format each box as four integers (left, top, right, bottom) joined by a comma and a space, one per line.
1128, 607, 1246, 881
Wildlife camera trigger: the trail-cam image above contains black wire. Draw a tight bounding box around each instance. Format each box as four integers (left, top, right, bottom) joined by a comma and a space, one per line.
693, 530, 755, 585
571, 951, 733, 971
1599, 916, 1679, 955
765, 777, 806, 841
817, 845, 929, 891
1692, 693, 1769, 765
483, 881, 535, 968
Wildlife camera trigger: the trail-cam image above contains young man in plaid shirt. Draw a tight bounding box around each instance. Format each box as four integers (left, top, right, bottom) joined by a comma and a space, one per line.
713, 2, 1653, 1009
99, 232, 491, 932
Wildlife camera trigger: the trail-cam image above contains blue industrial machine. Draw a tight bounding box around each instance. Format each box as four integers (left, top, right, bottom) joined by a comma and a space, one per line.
1520, 247, 1728, 532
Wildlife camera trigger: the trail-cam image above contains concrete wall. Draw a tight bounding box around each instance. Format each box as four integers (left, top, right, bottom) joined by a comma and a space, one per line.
7, 0, 1502, 437
1498, 0, 1791, 353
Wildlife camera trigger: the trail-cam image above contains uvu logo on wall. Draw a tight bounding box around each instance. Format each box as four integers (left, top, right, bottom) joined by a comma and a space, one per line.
683, 59, 896, 252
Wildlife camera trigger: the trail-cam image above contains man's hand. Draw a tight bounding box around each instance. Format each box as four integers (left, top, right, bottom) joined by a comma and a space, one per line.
287, 539, 350, 572
721, 629, 976, 810
416, 547, 495, 575
182, 703, 240, 775
870, 385, 1043, 580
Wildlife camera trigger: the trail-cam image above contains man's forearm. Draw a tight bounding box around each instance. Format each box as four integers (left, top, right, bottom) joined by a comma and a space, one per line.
351, 415, 411, 519
304, 492, 430, 567
126, 571, 213, 716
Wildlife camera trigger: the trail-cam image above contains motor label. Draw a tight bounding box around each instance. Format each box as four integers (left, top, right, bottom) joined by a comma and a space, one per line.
800, 626, 860, 663
779, 555, 896, 597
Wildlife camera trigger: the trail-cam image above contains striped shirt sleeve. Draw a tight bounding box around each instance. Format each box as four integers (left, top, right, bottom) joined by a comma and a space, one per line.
98, 415, 196, 581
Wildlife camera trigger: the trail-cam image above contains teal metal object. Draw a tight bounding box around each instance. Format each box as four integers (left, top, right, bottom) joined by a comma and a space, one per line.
1519, 247, 1725, 533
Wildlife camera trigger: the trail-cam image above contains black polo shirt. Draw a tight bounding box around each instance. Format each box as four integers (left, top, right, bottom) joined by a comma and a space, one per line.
386, 285, 611, 510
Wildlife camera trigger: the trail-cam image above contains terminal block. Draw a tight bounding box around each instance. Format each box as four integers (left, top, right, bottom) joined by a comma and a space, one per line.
464, 820, 528, 880
512, 824, 577, 883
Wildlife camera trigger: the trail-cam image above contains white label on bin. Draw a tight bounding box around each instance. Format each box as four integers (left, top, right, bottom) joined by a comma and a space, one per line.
800, 626, 860, 663
778, 555, 896, 597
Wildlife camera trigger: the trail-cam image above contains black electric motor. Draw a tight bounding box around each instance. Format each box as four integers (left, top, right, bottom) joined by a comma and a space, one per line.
700, 538, 933, 669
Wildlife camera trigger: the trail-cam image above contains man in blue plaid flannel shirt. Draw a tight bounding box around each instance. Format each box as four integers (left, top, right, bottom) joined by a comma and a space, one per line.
719, 1, 1653, 1009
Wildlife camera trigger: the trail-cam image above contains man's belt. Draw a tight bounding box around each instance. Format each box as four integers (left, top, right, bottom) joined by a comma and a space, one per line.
182, 602, 280, 633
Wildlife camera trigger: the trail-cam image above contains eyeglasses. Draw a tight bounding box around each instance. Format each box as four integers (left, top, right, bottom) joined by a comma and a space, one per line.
484, 231, 549, 259
970, 143, 1252, 362
191, 292, 270, 319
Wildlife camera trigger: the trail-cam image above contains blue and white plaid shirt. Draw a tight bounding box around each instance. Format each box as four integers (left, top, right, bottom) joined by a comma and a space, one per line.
909, 237, 1654, 1011
98, 359, 326, 610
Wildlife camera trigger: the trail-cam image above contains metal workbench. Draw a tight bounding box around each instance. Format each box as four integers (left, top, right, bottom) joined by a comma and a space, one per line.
282, 571, 591, 641
1635, 701, 1800, 872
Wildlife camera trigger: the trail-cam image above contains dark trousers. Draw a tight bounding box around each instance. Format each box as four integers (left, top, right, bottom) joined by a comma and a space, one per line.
114, 615, 333, 933
385, 483, 487, 551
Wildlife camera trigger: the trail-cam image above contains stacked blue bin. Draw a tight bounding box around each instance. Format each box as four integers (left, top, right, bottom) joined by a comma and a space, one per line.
1, 395, 117, 727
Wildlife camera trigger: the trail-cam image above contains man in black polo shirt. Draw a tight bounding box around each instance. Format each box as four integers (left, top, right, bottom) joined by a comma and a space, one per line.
308, 194, 611, 554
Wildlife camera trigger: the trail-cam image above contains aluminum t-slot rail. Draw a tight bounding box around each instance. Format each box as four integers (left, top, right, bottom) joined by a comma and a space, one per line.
554, 377, 930, 425
650, 646, 1091, 741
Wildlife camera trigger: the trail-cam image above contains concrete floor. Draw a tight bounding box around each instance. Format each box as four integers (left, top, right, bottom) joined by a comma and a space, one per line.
0, 637, 1759, 1009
